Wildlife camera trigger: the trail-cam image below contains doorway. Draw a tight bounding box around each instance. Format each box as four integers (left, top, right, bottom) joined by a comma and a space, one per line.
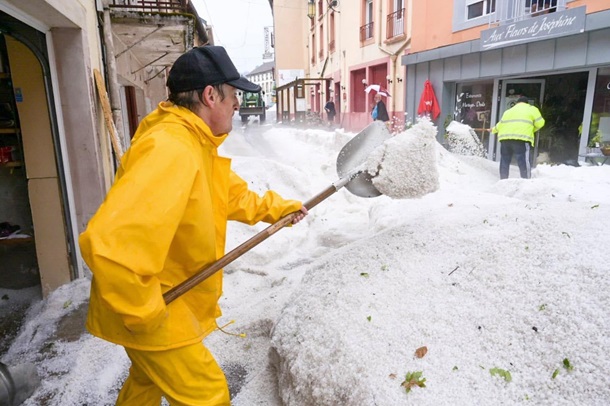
496, 72, 588, 165
0, 14, 75, 296
499, 79, 545, 167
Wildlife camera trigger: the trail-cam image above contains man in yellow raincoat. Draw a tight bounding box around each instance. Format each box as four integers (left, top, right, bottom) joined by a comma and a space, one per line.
79, 46, 308, 405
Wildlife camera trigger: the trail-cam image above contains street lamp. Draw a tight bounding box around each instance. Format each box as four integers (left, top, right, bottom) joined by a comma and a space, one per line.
307, 0, 315, 19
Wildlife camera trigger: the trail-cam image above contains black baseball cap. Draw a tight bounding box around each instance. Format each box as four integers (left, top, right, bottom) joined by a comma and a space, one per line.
167, 46, 261, 93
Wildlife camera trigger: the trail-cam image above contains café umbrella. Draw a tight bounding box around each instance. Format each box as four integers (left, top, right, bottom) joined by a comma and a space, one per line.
417, 79, 440, 119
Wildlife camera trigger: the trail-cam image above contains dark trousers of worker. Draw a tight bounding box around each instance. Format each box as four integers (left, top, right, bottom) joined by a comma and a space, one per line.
499, 139, 531, 179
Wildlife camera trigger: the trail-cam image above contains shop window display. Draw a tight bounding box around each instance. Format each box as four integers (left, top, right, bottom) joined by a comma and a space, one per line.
454, 81, 494, 151
588, 68, 610, 151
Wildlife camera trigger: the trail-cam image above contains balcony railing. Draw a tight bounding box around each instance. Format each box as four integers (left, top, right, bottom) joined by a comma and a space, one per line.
109, 0, 187, 13
329, 39, 335, 53
319, 49, 324, 59
386, 8, 405, 39
492, 0, 566, 24
360, 22, 374, 42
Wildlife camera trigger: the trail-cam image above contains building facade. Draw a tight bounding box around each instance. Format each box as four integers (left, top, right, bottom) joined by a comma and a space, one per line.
246, 61, 275, 106
402, 0, 610, 165
0, 0, 207, 297
273, 0, 411, 132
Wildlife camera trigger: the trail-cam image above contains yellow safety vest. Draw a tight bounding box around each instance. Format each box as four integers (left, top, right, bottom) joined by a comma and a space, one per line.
492, 102, 545, 146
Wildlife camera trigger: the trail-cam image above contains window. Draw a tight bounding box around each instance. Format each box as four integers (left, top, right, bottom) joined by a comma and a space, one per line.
311, 32, 316, 64
466, 0, 496, 20
361, 0, 374, 42
319, 24, 324, 59
366, 0, 374, 24
393, 0, 404, 14
330, 12, 336, 53
455, 81, 494, 151
388, 0, 405, 39
453, 0, 498, 32
588, 68, 610, 147
527, 0, 558, 16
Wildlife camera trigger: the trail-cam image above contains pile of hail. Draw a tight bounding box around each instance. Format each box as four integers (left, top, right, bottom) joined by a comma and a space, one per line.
365, 117, 439, 199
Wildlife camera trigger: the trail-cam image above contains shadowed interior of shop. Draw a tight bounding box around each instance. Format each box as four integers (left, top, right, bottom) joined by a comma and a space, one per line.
455, 71, 591, 166
517, 72, 587, 165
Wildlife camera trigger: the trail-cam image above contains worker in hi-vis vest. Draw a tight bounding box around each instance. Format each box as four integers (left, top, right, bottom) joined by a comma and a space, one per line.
492, 95, 545, 179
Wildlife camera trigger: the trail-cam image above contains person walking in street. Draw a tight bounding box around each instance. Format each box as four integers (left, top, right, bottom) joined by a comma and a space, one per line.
492, 95, 545, 179
371, 93, 389, 123
79, 45, 308, 406
324, 99, 336, 126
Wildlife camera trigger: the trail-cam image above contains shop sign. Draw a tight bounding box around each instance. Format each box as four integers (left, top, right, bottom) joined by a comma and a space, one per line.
480, 6, 585, 50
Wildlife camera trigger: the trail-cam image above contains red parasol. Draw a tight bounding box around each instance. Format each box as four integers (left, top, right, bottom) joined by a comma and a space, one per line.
417, 79, 440, 119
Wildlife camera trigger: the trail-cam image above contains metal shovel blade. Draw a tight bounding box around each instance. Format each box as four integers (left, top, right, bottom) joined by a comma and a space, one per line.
336, 121, 392, 197
0, 362, 40, 406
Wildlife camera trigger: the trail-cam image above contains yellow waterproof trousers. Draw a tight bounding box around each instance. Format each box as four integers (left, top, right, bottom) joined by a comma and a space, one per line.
116, 342, 230, 406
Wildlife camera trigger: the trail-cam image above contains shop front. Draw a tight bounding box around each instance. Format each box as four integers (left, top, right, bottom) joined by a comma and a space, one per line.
0, 3, 108, 297
402, 6, 610, 165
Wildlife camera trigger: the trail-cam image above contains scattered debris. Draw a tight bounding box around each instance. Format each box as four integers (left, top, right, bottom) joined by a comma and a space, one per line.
415, 346, 428, 359
401, 371, 426, 393
490, 367, 512, 382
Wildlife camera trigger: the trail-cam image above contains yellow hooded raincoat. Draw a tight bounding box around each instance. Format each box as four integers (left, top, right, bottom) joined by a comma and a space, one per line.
80, 102, 301, 351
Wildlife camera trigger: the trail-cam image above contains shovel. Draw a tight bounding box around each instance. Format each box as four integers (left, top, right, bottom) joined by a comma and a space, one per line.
0, 362, 40, 406
163, 121, 391, 304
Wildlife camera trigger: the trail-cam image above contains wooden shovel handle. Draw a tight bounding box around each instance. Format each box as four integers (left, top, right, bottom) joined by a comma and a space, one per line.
163, 184, 338, 304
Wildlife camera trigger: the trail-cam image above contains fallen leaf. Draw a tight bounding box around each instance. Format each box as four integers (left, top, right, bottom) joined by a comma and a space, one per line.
389, 373, 397, 379
552, 369, 559, 379
415, 346, 428, 359
401, 371, 426, 393
490, 367, 512, 382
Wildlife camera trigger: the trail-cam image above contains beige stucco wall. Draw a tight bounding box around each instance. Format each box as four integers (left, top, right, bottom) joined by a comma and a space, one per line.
273, 0, 308, 73
410, 1, 479, 53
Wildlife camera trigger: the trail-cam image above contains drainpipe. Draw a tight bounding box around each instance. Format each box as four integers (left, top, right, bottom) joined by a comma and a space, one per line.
101, 0, 125, 148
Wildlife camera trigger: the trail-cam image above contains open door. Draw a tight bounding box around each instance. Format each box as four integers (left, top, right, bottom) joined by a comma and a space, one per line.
497, 79, 545, 167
